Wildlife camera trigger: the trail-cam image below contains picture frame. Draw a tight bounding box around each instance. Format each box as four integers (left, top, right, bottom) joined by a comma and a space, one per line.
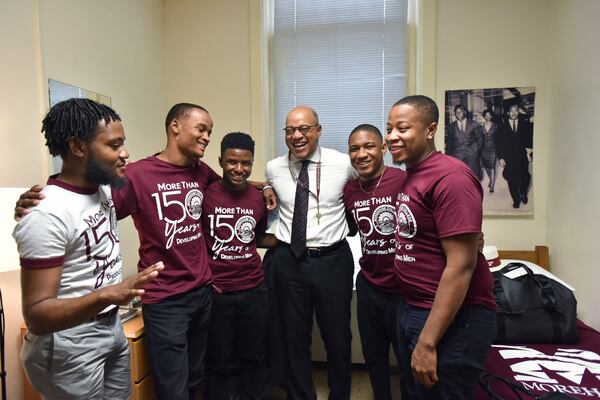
444, 87, 535, 216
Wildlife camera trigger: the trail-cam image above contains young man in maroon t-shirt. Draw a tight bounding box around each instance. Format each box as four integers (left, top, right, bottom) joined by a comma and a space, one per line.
385, 95, 496, 400
343, 124, 410, 400
202, 132, 275, 400
111, 103, 220, 400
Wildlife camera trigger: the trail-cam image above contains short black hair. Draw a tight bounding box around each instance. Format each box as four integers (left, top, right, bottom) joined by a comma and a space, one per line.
482, 109, 493, 118
453, 104, 466, 113
221, 132, 255, 155
393, 95, 439, 125
165, 103, 208, 133
42, 98, 121, 158
349, 124, 382, 141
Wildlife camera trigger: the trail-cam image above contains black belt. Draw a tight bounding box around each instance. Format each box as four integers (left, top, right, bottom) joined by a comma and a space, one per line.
304, 240, 347, 257
88, 306, 118, 322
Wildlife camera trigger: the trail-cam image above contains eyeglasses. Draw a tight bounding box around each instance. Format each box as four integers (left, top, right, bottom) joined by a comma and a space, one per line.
283, 125, 318, 136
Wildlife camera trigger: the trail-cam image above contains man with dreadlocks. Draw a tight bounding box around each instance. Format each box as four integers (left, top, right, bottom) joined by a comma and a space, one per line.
13, 98, 164, 400
14, 102, 277, 400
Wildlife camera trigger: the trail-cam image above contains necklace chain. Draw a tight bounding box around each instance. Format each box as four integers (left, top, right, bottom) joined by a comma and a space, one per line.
358, 167, 386, 195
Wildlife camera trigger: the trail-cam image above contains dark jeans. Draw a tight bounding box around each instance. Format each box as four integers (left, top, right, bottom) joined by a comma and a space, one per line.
355, 272, 402, 400
272, 241, 354, 400
206, 282, 269, 400
396, 298, 496, 400
142, 285, 212, 400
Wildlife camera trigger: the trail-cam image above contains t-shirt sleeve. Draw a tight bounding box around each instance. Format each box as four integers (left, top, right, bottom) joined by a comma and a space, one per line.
13, 210, 68, 268
432, 171, 483, 238
112, 174, 138, 220
206, 164, 221, 184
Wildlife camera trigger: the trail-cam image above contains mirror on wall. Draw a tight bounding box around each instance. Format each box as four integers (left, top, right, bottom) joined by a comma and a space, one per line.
47, 80, 112, 173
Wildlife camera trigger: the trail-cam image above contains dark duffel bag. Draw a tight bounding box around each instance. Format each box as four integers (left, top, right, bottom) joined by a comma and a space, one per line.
492, 262, 578, 344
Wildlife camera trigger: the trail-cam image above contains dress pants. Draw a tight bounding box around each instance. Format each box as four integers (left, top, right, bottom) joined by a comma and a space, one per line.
503, 152, 530, 205
272, 241, 354, 400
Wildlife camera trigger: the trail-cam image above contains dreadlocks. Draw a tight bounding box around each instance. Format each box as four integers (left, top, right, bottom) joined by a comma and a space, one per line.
42, 98, 121, 158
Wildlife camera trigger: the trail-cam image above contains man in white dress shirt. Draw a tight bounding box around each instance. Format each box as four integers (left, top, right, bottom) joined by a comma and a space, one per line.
266, 106, 357, 400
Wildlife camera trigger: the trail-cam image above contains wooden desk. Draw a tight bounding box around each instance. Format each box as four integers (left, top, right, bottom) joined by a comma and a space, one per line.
22, 312, 154, 400
123, 312, 155, 400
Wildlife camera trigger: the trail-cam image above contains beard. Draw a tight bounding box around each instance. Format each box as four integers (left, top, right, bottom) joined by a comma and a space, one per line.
83, 152, 125, 188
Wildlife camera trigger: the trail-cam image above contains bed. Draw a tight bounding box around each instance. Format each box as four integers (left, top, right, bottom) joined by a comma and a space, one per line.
474, 246, 600, 399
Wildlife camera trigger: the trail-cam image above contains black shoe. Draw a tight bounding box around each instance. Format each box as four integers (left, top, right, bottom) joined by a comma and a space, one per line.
490, 188, 494, 193
522, 195, 528, 204
513, 202, 520, 208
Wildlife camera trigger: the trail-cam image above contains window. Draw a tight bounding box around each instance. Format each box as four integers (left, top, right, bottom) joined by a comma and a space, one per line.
47, 80, 111, 173
271, 0, 409, 157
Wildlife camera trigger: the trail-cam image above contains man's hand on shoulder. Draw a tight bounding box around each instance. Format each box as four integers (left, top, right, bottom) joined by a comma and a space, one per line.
247, 180, 278, 210
14, 184, 45, 221
262, 186, 277, 210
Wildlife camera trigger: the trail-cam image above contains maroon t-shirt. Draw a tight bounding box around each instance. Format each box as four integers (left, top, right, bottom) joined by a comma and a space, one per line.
394, 151, 495, 309
343, 167, 406, 293
112, 156, 220, 304
201, 182, 267, 292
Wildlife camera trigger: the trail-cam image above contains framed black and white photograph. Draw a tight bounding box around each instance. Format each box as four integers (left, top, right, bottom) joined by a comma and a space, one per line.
444, 87, 535, 216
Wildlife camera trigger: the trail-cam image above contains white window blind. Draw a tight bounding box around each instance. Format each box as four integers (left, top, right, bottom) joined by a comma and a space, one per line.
272, 0, 408, 156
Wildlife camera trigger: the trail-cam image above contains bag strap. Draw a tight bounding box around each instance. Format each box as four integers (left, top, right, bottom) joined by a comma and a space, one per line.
499, 263, 561, 314
493, 272, 509, 341
479, 373, 533, 399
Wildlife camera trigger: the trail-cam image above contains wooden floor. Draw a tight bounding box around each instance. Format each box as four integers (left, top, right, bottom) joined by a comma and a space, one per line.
265, 364, 402, 400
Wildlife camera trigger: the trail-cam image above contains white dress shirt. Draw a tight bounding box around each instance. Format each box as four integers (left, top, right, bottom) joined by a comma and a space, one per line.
266, 147, 357, 247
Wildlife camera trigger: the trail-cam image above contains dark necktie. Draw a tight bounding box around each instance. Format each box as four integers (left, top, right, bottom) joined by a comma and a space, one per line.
290, 160, 309, 258
512, 120, 517, 132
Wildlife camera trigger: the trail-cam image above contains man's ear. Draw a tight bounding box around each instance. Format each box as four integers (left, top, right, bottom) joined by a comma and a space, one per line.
68, 137, 87, 158
426, 122, 437, 140
170, 119, 181, 135
218, 156, 223, 168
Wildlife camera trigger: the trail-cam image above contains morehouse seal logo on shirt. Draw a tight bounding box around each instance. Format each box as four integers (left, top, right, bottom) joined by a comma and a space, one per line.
372, 204, 395, 235
185, 189, 203, 220
396, 203, 417, 239
235, 216, 256, 243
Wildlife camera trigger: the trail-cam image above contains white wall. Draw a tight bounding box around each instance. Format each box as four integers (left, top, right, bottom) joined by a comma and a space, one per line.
435, 0, 550, 249
0, 1, 51, 398
36, 0, 168, 278
0, 1, 167, 398
163, 0, 268, 180
0, 0, 46, 186
546, 0, 600, 329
